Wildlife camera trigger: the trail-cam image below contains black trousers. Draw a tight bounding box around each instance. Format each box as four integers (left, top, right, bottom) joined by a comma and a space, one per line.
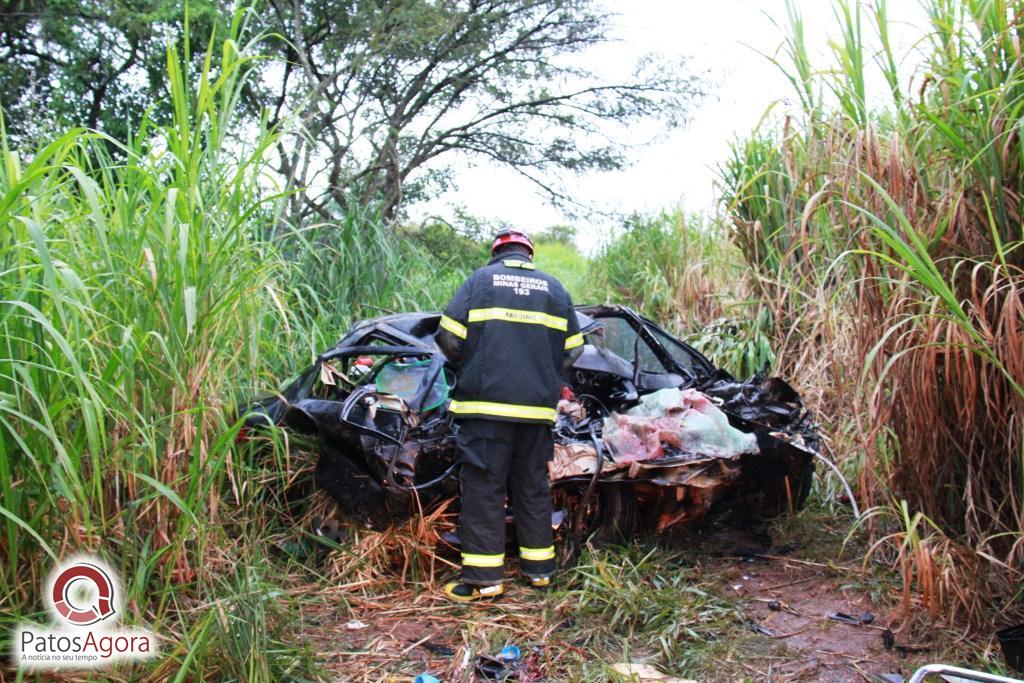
456, 418, 556, 584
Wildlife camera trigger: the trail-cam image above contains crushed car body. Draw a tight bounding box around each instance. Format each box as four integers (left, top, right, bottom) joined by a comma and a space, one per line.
244, 305, 819, 541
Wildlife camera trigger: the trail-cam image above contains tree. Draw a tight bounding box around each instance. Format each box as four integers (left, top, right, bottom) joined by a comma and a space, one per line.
255, 0, 701, 222
0, 0, 226, 144
0, 0, 702, 223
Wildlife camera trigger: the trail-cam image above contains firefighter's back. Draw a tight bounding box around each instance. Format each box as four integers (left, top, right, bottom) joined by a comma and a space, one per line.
442, 254, 581, 423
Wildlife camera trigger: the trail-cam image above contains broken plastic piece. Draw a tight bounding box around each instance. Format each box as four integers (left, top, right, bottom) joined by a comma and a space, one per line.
830, 611, 874, 626
311, 516, 345, 543
499, 644, 521, 662
907, 664, 1023, 683
422, 642, 455, 657
474, 655, 515, 680
473, 643, 525, 679
376, 358, 449, 410
610, 663, 697, 682
882, 628, 896, 650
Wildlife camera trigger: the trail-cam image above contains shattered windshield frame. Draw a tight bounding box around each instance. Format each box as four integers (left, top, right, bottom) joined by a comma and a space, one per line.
581, 306, 715, 381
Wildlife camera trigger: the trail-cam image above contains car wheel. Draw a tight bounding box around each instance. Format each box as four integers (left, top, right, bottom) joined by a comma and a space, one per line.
566, 483, 638, 547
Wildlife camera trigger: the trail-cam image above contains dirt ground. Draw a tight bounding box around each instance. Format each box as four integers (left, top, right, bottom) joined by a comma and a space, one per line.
711, 551, 920, 681
294, 511, 948, 682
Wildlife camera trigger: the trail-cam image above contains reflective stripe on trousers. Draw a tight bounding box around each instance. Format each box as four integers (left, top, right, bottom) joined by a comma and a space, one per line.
519, 546, 555, 561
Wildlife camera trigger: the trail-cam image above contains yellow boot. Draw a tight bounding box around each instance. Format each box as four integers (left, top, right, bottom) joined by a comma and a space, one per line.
443, 582, 505, 603
525, 574, 551, 588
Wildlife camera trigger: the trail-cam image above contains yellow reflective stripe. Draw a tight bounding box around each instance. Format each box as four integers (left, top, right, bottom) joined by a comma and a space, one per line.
467, 307, 567, 331
449, 400, 557, 422
564, 332, 584, 350
503, 259, 536, 270
462, 552, 504, 567
519, 546, 555, 561
439, 314, 467, 339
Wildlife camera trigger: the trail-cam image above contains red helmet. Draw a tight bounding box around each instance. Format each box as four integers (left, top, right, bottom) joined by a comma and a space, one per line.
490, 229, 534, 258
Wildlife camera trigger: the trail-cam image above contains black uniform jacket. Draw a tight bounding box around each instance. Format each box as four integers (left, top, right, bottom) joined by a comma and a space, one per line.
438, 253, 582, 424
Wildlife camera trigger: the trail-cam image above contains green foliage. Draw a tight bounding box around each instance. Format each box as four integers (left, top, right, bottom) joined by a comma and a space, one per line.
0, 19, 333, 679
534, 238, 594, 302
1, 0, 703, 221
719, 0, 1024, 621
686, 308, 776, 379
590, 212, 690, 323
0, 8, 484, 671
253, 0, 701, 219
537, 223, 578, 245
562, 545, 742, 673
273, 208, 472, 362
587, 211, 777, 376
0, 0, 228, 143
400, 219, 491, 278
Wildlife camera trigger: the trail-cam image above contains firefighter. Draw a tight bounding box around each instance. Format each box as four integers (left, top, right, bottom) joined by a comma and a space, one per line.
436, 228, 583, 602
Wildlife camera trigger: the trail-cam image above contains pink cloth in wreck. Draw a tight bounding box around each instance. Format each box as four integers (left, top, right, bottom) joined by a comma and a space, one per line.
601, 388, 757, 463
603, 414, 664, 462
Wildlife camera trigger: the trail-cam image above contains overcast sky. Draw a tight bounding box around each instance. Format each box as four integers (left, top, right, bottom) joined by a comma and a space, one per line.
411, 0, 932, 252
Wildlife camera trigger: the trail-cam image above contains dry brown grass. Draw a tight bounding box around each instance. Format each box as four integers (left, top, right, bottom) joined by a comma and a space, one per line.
719, 0, 1024, 630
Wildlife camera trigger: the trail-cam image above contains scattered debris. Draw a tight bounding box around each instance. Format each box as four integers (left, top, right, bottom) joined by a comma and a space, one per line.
871, 674, 904, 683
474, 643, 524, 680
311, 516, 345, 543
602, 388, 757, 463
421, 642, 455, 658
830, 611, 876, 626
344, 619, 369, 631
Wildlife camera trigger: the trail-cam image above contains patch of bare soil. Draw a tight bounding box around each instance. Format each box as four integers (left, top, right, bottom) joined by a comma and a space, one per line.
713, 554, 924, 682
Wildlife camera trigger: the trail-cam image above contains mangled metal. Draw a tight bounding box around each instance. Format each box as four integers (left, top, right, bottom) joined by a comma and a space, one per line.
243, 305, 819, 540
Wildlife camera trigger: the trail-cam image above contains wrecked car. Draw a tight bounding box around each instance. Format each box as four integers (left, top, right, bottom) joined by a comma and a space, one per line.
243, 305, 818, 544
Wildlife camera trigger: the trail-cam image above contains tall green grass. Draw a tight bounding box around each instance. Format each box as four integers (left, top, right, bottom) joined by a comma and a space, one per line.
720, 0, 1024, 625
534, 237, 595, 302
269, 206, 474, 366
0, 14, 463, 678
0, 18, 304, 677
565, 545, 740, 671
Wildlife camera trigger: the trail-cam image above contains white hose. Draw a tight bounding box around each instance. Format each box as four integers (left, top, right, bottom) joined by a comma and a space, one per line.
813, 451, 861, 520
